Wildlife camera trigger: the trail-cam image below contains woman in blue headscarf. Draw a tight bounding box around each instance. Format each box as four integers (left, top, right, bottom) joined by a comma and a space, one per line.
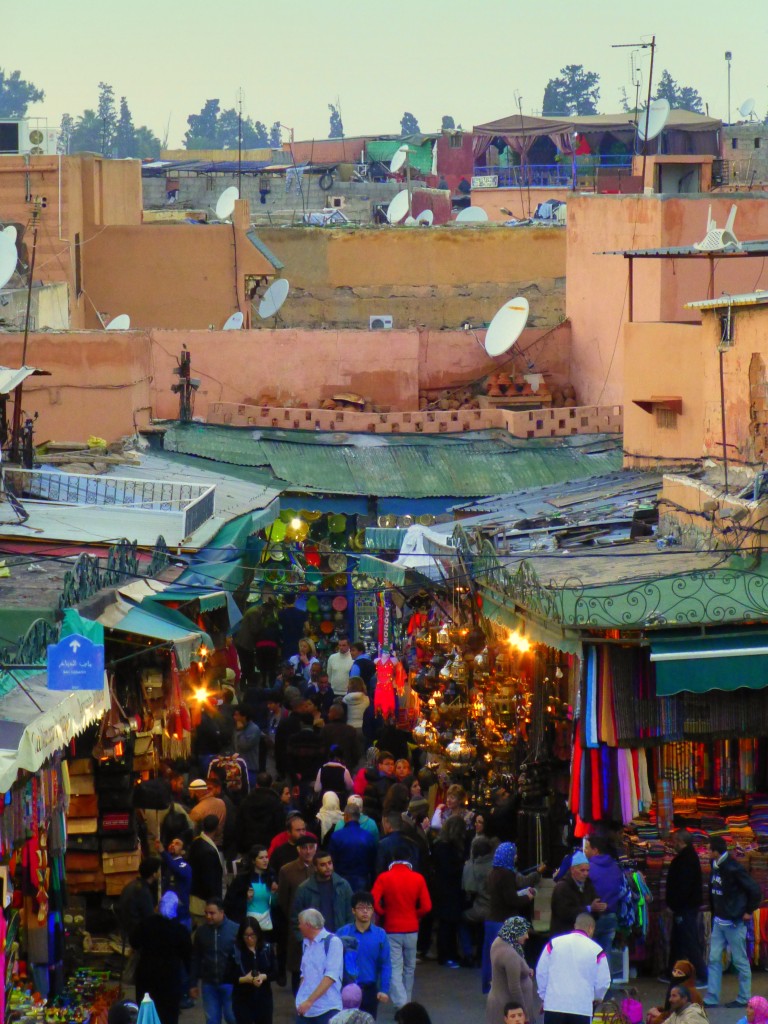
481, 843, 536, 994
133, 889, 193, 1024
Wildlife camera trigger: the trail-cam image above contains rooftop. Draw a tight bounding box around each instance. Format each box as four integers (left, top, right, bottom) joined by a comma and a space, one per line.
686, 290, 768, 310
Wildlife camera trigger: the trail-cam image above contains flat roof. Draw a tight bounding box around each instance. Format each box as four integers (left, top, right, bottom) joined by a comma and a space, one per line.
686, 291, 768, 310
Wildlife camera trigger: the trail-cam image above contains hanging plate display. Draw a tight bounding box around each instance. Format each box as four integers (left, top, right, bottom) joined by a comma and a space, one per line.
286, 520, 309, 542
279, 508, 299, 524
378, 514, 397, 528
350, 529, 366, 552
306, 596, 320, 613
304, 544, 321, 567
300, 509, 322, 522
320, 620, 335, 634
328, 552, 348, 572
306, 568, 323, 586
398, 514, 414, 528
328, 513, 347, 534
417, 514, 436, 526
332, 595, 348, 612
265, 520, 287, 542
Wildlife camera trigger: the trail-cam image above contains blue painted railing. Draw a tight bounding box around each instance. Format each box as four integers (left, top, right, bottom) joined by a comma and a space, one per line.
473, 156, 633, 189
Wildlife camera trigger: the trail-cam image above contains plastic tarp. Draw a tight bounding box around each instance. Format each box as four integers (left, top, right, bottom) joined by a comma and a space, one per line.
95, 599, 211, 669
0, 671, 109, 794
651, 632, 768, 695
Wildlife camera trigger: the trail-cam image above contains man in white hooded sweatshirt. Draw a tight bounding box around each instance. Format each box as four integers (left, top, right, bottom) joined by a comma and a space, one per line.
536, 912, 611, 1024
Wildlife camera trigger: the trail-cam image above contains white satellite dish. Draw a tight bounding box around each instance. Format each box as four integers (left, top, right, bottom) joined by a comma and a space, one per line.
215, 186, 239, 220
694, 205, 740, 252
404, 215, 418, 226
1, 226, 17, 246
223, 311, 244, 331
455, 206, 489, 223
386, 190, 410, 225
258, 279, 290, 319
416, 210, 434, 226
390, 145, 409, 174
739, 97, 756, 120
106, 313, 131, 330
484, 297, 529, 357
0, 240, 17, 291
637, 98, 671, 142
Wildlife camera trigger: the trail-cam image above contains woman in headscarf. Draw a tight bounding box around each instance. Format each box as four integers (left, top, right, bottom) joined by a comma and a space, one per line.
482, 842, 536, 993
743, 997, 768, 1024
133, 891, 192, 1024
647, 960, 704, 1024
312, 790, 344, 843
485, 917, 536, 1024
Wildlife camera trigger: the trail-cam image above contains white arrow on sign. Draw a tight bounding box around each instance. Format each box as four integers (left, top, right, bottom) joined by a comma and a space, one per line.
69, 639, 81, 653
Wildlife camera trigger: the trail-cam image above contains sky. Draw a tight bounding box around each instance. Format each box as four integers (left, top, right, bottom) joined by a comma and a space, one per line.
2, 0, 767, 147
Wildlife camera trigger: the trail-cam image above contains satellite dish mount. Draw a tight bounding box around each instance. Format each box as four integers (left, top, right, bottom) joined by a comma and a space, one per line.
390, 145, 413, 219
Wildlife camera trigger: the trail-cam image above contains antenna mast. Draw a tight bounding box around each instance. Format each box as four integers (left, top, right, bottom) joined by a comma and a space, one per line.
612, 35, 656, 185
10, 197, 42, 464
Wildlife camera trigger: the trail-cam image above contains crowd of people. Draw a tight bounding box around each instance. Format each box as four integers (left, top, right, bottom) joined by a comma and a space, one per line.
112, 598, 768, 1024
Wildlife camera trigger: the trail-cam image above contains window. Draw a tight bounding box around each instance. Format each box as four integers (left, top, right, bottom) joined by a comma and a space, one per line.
755, 138, 761, 149
74, 233, 82, 296
449, 133, 463, 149
732, 138, 738, 149
656, 407, 678, 430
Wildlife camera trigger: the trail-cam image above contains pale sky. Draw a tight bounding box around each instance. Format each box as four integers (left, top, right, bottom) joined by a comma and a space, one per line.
3, 0, 767, 147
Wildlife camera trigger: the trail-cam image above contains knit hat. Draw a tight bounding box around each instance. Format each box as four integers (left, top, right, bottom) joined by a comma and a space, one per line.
342, 984, 363, 1009
188, 778, 208, 792
571, 850, 589, 867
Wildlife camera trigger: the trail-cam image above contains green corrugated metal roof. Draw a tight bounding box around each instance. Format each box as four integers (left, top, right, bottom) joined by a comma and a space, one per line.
366, 139, 434, 175
164, 424, 622, 499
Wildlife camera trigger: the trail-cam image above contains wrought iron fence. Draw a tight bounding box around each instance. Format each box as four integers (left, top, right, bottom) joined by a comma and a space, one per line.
472, 156, 633, 190
4, 467, 213, 512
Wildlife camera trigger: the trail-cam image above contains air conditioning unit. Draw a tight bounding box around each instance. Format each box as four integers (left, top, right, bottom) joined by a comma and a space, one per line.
369, 315, 393, 330
0, 119, 60, 156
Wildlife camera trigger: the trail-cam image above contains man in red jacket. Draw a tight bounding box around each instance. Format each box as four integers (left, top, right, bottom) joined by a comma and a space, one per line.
371, 860, 431, 1010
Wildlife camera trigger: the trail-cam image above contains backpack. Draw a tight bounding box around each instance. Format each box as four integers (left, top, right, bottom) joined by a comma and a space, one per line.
323, 933, 358, 986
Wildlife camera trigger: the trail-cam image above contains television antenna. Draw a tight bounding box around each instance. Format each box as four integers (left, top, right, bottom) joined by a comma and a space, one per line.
258, 279, 290, 324
386, 189, 410, 225
105, 314, 131, 330
390, 145, 413, 218
455, 206, 489, 223
739, 97, 757, 121
613, 35, 656, 181
484, 297, 529, 357
693, 205, 740, 251
215, 186, 239, 221
223, 311, 244, 330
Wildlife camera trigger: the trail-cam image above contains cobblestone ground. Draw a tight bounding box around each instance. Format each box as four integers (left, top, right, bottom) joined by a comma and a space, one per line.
172, 962, 768, 1024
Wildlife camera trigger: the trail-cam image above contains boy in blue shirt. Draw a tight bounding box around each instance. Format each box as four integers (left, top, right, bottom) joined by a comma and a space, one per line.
337, 892, 392, 1019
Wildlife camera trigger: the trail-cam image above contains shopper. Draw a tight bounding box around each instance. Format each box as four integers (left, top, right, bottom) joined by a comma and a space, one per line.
665, 831, 707, 983
313, 791, 345, 845
535, 913, 611, 1024
234, 707, 262, 787
647, 960, 704, 1024
666, 985, 709, 1024
327, 636, 354, 698
295, 908, 345, 1024
549, 851, 604, 938
583, 834, 623, 958
190, 898, 239, 1024
224, 845, 277, 929
160, 836, 193, 930
226, 916, 277, 1024
485, 917, 537, 1024
278, 835, 318, 993
328, 802, 378, 893
117, 856, 160, 950
133, 891, 192, 1024
482, 842, 535, 993
235, 772, 286, 856
337, 891, 392, 1018
189, 815, 226, 924
431, 815, 467, 968
372, 857, 432, 1009
292, 850, 354, 937
189, 777, 227, 846
703, 835, 762, 1008
329, 984, 375, 1024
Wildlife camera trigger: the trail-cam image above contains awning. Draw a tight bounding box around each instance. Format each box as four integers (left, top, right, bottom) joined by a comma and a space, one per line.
651, 632, 768, 694
357, 554, 408, 587
0, 672, 109, 793
0, 365, 50, 395
95, 599, 212, 669
480, 590, 582, 655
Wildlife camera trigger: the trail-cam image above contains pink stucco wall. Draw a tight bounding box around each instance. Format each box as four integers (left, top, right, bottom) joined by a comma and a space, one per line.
566, 193, 768, 406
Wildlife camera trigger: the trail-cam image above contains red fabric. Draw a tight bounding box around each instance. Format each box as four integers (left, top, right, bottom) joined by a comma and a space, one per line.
372, 863, 432, 933
570, 722, 582, 813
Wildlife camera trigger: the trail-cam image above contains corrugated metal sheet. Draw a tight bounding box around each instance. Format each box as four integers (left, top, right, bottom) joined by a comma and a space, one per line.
163, 424, 622, 499
687, 291, 768, 310
0, 366, 44, 395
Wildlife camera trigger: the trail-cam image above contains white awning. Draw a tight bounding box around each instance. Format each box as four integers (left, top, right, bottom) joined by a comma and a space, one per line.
0, 672, 109, 793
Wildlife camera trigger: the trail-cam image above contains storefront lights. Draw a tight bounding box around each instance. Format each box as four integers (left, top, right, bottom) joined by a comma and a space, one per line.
507, 630, 531, 653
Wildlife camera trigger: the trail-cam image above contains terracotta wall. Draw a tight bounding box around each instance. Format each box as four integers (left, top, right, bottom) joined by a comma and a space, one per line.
470, 187, 571, 222
256, 225, 566, 330
566, 193, 768, 408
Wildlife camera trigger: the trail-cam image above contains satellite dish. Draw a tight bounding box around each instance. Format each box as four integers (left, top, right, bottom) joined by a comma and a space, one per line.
390, 145, 409, 174
694, 204, 740, 252
455, 206, 489, 223
739, 97, 756, 119
386, 190, 410, 225
223, 311, 244, 330
416, 210, 434, 226
258, 279, 290, 319
404, 215, 418, 226
637, 98, 671, 142
1, 226, 17, 245
215, 186, 239, 220
105, 314, 131, 330
0, 241, 17, 290
484, 297, 529, 357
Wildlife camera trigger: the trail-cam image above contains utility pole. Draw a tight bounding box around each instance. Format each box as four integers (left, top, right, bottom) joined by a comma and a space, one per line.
10, 197, 41, 463
236, 87, 244, 198
725, 51, 732, 124
613, 35, 656, 185
171, 347, 199, 422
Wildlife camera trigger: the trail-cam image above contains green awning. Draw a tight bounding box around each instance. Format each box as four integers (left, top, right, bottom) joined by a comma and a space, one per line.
145, 589, 228, 612
357, 554, 407, 586
365, 528, 408, 551
651, 632, 768, 694
480, 590, 582, 655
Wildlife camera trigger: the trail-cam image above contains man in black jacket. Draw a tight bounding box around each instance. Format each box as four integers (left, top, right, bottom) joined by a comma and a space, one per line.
704, 836, 762, 1009
188, 816, 225, 925
234, 771, 285, 855
665, 830, 706, 982
550, 852, 605, 938
117, 857, 160, 944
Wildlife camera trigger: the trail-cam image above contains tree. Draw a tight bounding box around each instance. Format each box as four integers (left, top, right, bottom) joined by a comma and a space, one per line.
115, 97, 136, 158
269, 121, 282, 148
251, 121, 269, 147
542, 65, 600, 116
0, 68, 44, 118
441, 115, 455, 130
328, 103, 344, 139
134, 125, 161, 159
96, 82, 117, 157
59, 113, 74, 155
654, 69, 704, 114
185, 99, 221, 149
69, 110, 103, 154
400, 111, 420, 136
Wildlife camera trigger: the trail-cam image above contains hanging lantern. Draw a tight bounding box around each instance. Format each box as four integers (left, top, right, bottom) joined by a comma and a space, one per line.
445, 731, 477, 766
436, 624, 451, 645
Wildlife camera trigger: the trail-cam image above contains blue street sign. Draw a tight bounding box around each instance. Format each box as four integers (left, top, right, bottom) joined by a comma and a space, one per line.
47, 634, 105, 691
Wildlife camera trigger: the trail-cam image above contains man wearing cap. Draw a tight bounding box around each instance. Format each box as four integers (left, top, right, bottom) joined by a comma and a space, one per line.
189, 778, 227, 847
550, 851, 605, 938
